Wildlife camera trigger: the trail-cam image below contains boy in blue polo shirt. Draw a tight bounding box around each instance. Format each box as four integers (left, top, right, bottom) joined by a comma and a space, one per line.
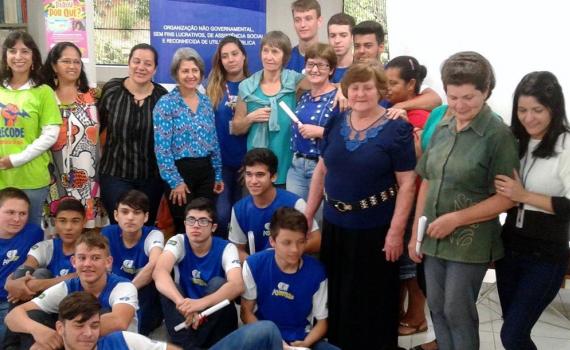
5, 198, 85, 303
229, 148, 320, 262
241, 207, 339, 350
154, 197, 243, 349
5, 232, 138, 349
0, 188, 43, 343
102, 189, 164, 335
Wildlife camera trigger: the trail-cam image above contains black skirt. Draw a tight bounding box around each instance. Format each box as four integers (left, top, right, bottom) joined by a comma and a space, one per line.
321, 219, 400, 350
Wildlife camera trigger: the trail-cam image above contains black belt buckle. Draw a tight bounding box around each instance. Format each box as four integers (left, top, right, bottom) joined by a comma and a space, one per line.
333, 200, 352, 212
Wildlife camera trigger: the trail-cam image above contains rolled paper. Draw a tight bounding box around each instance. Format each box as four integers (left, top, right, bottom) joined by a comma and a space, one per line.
174, 299, 231, 331
279, 101, 302, 125
416, 216, 427, 255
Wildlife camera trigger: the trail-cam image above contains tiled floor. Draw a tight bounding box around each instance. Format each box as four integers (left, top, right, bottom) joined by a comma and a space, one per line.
398, 282, 570, 350
150, 281, 570, 349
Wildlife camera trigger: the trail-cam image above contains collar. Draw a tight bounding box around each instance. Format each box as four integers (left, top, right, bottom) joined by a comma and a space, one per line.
442, 104, 495, 136
3, 79, 34, 90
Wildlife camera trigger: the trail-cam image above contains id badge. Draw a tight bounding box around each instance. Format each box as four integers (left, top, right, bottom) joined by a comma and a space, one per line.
515, 206, 525, 228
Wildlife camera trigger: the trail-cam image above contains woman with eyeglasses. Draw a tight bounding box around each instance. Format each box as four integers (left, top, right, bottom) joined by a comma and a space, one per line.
42, 42, 107, 230
0, 31, 61, 227
287, 43, 338, 227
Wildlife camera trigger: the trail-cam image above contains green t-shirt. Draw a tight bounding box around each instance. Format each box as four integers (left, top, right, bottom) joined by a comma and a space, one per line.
246, 88, 297, 185
0, 84, 61, 189
416, 104, 520, 263
421, 105, 448, 151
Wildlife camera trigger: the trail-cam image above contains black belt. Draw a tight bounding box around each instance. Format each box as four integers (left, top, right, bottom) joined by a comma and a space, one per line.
325, 185, 399, 212
294, 152, 318, 161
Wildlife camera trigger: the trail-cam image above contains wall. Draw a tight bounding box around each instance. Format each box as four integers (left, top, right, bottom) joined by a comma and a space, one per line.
98, 0, 343, 83
386, 0, 570, 123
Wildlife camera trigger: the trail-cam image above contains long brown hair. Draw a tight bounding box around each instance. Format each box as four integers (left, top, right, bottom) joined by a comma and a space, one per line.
206, 36, 249, 107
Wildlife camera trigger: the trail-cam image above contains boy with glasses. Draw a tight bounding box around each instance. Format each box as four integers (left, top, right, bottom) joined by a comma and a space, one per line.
153, 197, 243, 349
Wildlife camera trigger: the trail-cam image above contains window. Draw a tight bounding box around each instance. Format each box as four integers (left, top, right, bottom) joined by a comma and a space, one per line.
94, 0, 150, 65
344, 0, 389, 63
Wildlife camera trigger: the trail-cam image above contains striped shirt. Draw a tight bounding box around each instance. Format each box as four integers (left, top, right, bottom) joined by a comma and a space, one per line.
98, 78, 167, 180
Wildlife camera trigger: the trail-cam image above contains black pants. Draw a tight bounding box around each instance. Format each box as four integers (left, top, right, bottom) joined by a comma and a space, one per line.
167, 157, 215, 233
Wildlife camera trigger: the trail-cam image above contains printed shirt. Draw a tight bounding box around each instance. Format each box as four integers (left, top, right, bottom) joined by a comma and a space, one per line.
164, 235, 240, 299
291, 89, 338, 156
242, 250, 328, 343
27, 238, 75, 277
97, 331, 167, 350
214, 80, 247, 168
0, 223, 43, 300
153, 88, 223, 188
98, 78, 167, 180
229, 189, 319, 253
0, 84, 61, 188
48, 88, 105, 228
102, 225, 164, 280
416, 104, 520, 263
33, 273, 139, 332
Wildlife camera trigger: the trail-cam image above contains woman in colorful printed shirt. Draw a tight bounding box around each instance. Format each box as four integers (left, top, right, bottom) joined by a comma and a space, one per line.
154, 48, 224, 233
42, 42, 107, 231
0, 31, 61, 226
98, 44, 167, 226
287, 43, 338, 204
206, 36, 250, 239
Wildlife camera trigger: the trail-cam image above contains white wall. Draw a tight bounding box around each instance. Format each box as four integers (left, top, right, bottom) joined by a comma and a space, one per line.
387, 0, 570, 123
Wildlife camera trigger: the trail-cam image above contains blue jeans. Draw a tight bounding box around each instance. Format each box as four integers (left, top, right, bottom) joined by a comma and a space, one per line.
0, 300, 9, 344
23, 186, 48, 228
496, 249, 567, 350
286, 155, 322, 222
211, 321, 283, 350
424, 255, 487, 350
161, 277, 237, 349
99, 174, 164, 226
216, 165, 243, 239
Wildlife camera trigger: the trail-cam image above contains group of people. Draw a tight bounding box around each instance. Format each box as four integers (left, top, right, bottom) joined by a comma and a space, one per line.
0, 0, 568, 349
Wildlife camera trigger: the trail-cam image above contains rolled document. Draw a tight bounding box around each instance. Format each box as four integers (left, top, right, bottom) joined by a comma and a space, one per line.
278, 101, 302, 125
248, 231, 256, 255
174, 299, 231, 331
415, 216, 427, 255
288, 347, 311, 350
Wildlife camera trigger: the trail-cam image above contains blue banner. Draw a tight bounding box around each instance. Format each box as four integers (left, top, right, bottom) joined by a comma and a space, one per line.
150, 0, 266, 85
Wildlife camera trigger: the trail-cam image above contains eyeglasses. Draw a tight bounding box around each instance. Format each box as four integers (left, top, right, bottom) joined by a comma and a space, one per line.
58, 59, 82, 66
305, 62, 330, 70
184, 217, 213, 227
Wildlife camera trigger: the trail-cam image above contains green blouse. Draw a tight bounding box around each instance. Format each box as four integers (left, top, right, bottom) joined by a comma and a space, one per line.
416, 104, 519, 263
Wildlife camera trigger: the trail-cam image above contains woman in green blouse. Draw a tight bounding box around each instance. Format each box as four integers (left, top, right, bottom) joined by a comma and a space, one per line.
408, 52, 519, 350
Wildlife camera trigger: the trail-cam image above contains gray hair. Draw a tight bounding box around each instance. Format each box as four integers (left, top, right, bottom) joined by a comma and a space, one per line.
170, 47, 205, 82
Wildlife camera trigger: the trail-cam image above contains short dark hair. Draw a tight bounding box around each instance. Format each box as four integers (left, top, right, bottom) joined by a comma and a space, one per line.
441, 51, 495, 99
291, 0, 321, 17
55, 198, 86, 217
352, 20, 385, 45
0, 31, 44, 86
59, 292, 101, 322
184, 197, 217, 223
269, 207, 308, 239
75, 231, 110, 255
0, 187, 30, 208
243, 148, 278, 176
42, 42, 90, 93
386, 56, 427, 95
327, 13, 356, 32
128, 43, 159, 67
116, 190, 150, 213
511, 71, 569, 159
